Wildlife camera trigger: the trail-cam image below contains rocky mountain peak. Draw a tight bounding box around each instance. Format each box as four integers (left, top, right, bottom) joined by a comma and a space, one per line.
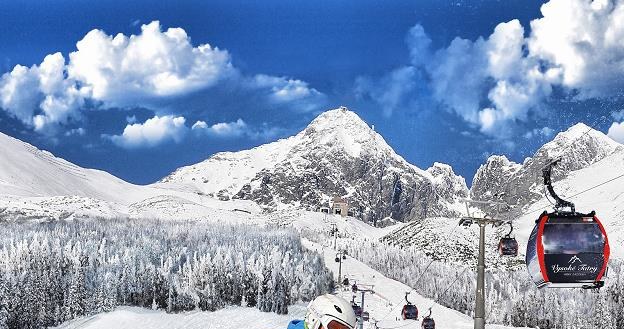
531, 122, 622, 174
304, 106, 370, 133
427, 162, 469, 199
163, 107, 468, 222
297, 106, 392, 159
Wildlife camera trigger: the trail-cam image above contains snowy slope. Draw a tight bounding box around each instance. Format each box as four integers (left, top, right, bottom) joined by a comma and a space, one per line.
0, 131, 263, 221
310, 239, 528, 329
160, 135, 299, 200
53, 305, 307, 329
0, 132, 146, 204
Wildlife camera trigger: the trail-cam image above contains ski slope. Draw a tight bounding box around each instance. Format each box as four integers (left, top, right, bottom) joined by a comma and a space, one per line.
53, 305, 307, 329
306, 239, 528, 329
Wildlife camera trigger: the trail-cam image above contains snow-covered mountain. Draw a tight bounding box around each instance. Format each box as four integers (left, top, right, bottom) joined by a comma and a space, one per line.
0, 108, 621, 259
471, 123, 623, 210
382, 123, 624, 263
0, 131, 261, 221
162, 107, 469, 222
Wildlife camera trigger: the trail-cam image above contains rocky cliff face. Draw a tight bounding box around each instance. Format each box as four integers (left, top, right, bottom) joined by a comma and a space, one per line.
163, 107, 469, 223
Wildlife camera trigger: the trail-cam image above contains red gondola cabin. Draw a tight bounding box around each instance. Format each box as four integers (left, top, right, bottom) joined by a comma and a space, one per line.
526, 211, 610, 289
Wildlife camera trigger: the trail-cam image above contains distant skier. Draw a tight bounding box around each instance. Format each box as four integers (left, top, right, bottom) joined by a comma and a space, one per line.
287, 294, 357, 329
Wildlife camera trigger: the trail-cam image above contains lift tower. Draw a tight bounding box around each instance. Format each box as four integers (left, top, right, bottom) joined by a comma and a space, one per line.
458, 199, 506, 329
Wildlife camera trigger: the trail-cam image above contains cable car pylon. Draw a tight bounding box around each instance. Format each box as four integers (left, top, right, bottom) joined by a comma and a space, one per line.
458, 199, 507, 329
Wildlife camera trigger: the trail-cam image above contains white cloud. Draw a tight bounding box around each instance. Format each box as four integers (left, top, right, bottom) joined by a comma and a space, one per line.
0, 53, 88, 131
110, 115, 187, 148
610, 109, 624, 121
249, 75, 326, 112
428, 35, 489, 124
426, 19, 555, 134
0, 20, 325, 134
527, 0, 624, 98
365, 0, 624, 138
208, 119, 247, 137
107, 116, 262, 148
523, 126, 555, 139
67, 21, 234, 107
190, 118, 284, 140
191, 120, 208, 130
406, 25, 432, 67
65, 127, 86, 137
192, 118, 247, 137
607, 121, 624, 143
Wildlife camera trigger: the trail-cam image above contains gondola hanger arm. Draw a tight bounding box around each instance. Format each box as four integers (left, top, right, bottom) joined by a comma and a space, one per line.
542, 158, 576, 213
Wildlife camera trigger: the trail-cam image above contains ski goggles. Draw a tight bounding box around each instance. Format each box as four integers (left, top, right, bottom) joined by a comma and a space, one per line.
322, 320, 353, 329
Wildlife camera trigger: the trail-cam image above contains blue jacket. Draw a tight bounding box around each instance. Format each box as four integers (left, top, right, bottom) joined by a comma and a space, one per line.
287, 320, 305, 329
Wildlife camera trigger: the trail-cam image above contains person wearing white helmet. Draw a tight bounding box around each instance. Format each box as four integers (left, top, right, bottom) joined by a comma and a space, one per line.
287, 294, 357, 329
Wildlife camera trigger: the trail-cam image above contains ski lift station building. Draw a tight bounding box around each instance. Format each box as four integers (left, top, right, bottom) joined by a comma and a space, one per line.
331, 196, 349, 217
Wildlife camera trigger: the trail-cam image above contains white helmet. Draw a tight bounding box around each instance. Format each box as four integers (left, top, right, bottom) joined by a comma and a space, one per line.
304, 294, 357, 329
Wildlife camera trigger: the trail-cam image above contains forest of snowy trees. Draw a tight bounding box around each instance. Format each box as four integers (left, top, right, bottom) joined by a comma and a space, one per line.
0, 219, 333, 329
303, 230, 623, 329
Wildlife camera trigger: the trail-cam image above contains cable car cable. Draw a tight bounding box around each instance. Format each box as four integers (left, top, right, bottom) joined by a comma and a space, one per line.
567, 173, 624, 198
519, 172, 624, 217
422, 265, 470, 313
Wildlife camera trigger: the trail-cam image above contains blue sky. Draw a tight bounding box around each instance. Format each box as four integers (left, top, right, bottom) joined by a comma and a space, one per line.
1, 0, 624, 184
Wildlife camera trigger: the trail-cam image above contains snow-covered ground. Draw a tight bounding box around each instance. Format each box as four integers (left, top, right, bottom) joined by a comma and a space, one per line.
53, 305, 307, 329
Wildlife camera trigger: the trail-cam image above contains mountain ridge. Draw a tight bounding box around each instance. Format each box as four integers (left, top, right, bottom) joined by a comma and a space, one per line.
162, 107, 469, 222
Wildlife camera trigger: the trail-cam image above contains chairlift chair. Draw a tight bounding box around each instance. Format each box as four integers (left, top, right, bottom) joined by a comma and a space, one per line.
351, 298, 362, 317
525, 160, 610, 289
